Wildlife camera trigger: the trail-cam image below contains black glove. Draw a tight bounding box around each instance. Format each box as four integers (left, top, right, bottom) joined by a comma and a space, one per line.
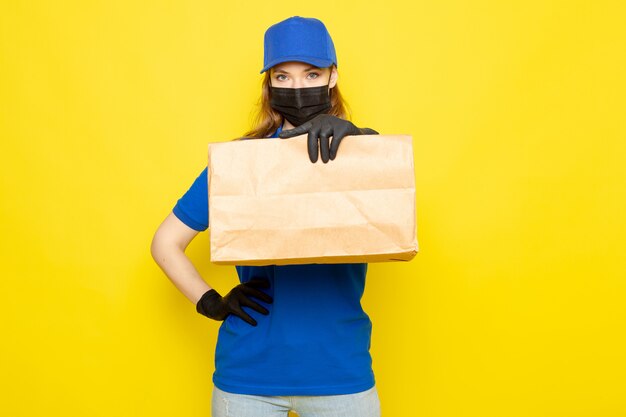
196, 278, 273, 326
278, 114, 379, 163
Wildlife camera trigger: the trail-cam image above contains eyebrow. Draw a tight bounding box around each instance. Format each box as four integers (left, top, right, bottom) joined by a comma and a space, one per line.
272, 65, 321, 74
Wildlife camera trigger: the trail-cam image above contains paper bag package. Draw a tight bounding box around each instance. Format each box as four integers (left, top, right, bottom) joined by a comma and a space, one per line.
207, 134, 418, 266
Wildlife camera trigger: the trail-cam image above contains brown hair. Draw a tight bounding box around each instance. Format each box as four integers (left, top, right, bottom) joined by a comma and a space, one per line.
241, 65, 351, 139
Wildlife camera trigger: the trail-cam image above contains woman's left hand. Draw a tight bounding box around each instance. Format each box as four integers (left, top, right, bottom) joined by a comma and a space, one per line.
278, 114, 379, 163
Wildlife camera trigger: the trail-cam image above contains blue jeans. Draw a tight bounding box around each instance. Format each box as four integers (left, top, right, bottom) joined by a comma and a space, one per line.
211, 385, 381, 417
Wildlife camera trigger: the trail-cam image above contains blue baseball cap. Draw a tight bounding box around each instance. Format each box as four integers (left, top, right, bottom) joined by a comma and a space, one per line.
260, 16, 338, 74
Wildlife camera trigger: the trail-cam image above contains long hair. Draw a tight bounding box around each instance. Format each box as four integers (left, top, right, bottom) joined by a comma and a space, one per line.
242, 65, 351, 139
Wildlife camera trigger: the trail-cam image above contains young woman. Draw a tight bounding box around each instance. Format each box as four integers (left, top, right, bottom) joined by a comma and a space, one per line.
151, 16, 381, 417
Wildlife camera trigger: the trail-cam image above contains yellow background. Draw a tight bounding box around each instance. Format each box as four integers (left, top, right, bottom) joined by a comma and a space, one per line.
1, 1, 625, 416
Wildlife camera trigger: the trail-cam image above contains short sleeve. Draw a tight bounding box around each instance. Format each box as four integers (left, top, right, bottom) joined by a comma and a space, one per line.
172, 125, 281, 232
172, 167, 209, 231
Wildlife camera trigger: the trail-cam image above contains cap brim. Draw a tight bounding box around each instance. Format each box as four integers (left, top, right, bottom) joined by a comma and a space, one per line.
260, 56, 335, 74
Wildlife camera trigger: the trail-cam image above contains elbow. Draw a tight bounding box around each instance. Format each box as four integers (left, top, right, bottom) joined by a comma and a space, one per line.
151, 212, 197, 264
150, 233, 159, 263
150, 229, 166, 265
150, 227, 186, 266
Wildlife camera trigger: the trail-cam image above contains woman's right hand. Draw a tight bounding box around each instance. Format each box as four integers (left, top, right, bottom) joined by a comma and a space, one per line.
196, 278, 273, 326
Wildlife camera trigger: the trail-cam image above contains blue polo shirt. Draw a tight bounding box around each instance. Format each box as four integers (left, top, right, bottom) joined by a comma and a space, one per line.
172, 125, 375, 396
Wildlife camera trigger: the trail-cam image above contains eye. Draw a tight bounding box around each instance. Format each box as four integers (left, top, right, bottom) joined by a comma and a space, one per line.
307, 72, 320, 79
275, 74, 287, 81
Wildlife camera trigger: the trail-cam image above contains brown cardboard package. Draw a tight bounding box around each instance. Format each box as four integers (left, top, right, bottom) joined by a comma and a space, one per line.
207, 134, 418, 266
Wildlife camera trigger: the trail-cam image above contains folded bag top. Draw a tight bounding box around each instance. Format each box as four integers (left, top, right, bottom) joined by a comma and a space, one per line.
207, 134, 418, 266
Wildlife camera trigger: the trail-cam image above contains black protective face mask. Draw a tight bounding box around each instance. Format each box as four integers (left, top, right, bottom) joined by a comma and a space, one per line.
269, 83, 332, 127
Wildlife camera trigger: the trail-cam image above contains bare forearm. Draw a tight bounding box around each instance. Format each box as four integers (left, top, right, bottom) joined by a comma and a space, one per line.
151, 242, 211, 305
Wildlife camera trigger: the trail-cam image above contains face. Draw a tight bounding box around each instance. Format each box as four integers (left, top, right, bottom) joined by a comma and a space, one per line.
270, 61, 338, 89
